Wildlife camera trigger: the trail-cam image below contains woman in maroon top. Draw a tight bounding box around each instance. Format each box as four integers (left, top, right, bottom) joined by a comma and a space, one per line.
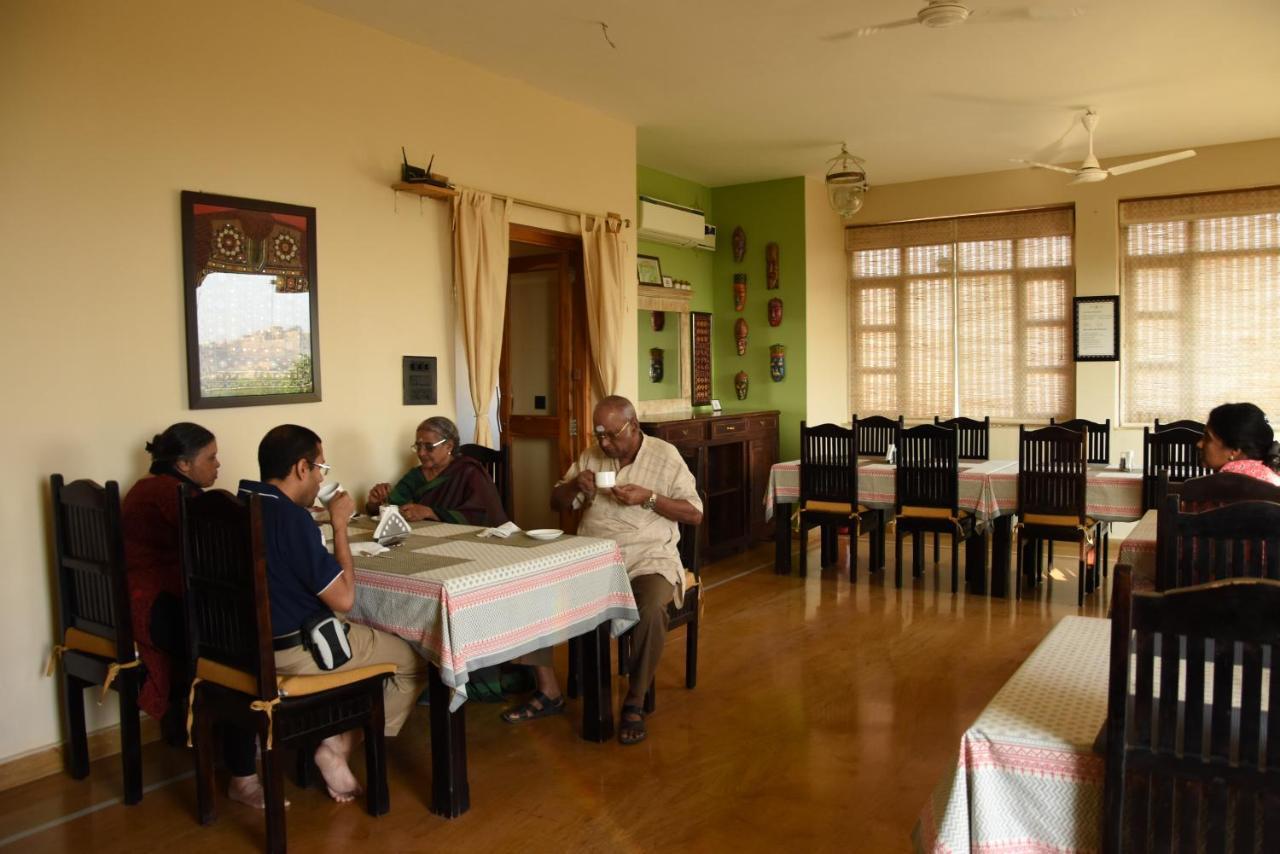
123, 423, 265, 807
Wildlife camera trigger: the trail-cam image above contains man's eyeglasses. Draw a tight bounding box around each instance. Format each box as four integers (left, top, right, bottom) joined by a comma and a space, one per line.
411, 437, 450, 453
311, 461, 332, 477
594, 421, 634, 443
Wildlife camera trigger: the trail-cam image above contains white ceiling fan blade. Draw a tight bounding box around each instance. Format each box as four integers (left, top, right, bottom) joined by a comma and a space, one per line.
1012, 158, 1079, 175
973, 5, 1087, 24
1106, 149, 1197, 176
853, 18, 918, 38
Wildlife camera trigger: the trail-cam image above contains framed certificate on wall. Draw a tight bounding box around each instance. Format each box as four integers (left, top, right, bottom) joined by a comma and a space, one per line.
1073, 295, 1120, 361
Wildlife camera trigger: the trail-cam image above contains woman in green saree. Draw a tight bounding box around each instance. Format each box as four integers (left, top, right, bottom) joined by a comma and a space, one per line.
365, 416, 509, 525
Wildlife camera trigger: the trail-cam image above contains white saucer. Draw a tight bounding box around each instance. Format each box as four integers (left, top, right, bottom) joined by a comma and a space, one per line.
525, 528, 563, 540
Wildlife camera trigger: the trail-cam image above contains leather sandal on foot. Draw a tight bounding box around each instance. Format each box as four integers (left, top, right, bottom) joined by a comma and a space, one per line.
619, 704, 647, 745
500, 691, 565, 723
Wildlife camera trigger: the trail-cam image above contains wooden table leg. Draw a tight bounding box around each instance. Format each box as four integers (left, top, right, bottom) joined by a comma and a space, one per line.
990, 515, 1012, 598
427, 662, 469, 818
579, 622, 614, 742
774, 499, 792, 575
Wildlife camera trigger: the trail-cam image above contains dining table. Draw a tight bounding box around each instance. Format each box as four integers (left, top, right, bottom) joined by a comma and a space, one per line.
338, 516, 639, 818
1115, 508, 1158, 591
765, 459, 1147, 596
913, 615, 1110, 853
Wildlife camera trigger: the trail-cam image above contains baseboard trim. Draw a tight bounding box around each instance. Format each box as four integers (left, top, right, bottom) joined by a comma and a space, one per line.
0, 717, 162, 792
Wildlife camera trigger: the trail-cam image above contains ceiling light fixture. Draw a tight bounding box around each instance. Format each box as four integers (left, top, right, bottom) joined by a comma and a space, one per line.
826, 143, 869, 217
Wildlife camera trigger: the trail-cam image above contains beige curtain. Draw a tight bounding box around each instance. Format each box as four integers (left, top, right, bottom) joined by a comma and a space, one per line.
580, 213, 627, 400
453, 190, 512, 446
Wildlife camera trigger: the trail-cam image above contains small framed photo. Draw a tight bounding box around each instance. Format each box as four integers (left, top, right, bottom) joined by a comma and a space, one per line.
1073, 295, 1120, 361
710, 399, 722, 412
637, 254, 664, 286
661, 275, 674, 288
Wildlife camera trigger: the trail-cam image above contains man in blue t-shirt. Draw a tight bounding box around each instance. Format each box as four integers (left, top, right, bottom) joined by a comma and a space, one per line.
239, 424, 427, 803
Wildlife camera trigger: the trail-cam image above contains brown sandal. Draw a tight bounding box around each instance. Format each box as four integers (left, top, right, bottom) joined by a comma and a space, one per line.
500, 691, 565, 723
619, 704, 647, 745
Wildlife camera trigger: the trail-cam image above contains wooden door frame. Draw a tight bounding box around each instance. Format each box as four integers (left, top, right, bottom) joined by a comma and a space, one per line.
501, 224, 592, 528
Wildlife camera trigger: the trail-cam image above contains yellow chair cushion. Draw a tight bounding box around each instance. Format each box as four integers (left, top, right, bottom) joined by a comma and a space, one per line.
1023, 513, 1097, 528
196, 657, 397, 698
685, 570, 699, 589
899, 506, 953, 520
64, 626, 118, 659
803, 500, 870, 515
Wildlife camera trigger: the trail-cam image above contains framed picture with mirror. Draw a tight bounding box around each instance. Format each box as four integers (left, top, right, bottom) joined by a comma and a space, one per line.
181, 190, 321, 408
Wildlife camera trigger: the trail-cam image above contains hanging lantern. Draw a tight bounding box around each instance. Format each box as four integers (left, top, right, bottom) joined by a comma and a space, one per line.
826, 143, 869, 218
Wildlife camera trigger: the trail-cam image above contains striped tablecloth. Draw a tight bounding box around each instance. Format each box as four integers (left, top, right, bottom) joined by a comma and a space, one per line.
763, 459, 1016, 522
342, 519, 639, 707
766, 460, 1146, 523
914, 616, 1110, 853
1116, 508, 1158, 590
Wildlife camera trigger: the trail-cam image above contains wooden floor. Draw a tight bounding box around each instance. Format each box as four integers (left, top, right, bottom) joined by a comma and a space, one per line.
1, 531, 1114, 853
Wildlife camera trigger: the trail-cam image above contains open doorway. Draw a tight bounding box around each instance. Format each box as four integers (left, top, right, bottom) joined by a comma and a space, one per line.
500, 225, 591, 531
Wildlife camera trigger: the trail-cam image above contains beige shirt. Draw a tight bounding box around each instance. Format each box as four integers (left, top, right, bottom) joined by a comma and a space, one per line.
559, 434, 702, 605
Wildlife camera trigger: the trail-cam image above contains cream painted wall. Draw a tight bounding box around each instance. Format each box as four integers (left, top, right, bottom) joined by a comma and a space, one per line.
0, 0, 635, 761
806, 137, 1280, 461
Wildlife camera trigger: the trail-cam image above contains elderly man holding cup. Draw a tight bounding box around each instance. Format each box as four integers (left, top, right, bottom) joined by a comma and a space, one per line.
500, 396, 703, 746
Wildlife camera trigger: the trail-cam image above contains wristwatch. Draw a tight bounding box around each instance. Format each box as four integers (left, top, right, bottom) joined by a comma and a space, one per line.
642, 492, 659, 511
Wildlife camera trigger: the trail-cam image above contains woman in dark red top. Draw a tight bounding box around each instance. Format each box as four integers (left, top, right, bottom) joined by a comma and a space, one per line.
123, 423, 265, 808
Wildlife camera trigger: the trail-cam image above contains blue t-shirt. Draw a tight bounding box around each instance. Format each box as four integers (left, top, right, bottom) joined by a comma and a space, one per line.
238, 480, 343, 636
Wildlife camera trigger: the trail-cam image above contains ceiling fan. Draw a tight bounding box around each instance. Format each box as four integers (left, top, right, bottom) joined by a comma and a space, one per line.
1013, 110, 1197, 184
827, 1, 1085, 40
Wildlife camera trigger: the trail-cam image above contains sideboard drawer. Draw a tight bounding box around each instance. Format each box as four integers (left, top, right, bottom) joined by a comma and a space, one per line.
746, 413, 778, 436
710, 418, 748, 439
656, 422, 707, 444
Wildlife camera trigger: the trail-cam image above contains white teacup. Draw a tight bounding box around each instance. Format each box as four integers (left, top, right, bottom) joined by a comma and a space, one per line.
595, 470, 617, 488
317, 481, 343, 506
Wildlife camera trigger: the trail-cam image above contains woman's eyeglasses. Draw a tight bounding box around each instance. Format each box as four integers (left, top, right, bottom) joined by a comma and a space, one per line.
411, 437, 450, 452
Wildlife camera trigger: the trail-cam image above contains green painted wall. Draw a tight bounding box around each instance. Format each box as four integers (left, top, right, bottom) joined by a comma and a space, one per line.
711, 177, 807, 460
634, 165, 716, 398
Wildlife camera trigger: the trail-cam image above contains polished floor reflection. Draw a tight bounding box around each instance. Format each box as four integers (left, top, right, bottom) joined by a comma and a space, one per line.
0, 530, 1114, 853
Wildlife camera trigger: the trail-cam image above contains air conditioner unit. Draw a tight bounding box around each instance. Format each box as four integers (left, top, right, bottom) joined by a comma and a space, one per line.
638, 195, 707, 249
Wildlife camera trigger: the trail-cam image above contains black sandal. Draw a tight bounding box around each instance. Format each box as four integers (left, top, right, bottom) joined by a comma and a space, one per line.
619, 704, 647, 745
500, 690, 565, 723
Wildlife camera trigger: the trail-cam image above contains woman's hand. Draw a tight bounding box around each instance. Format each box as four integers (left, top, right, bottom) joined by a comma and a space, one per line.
400, 503, 437, 522
366, 482, 391, 515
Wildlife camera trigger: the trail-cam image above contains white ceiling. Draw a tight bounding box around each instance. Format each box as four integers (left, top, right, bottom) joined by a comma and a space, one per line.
303, 0, 1280, 187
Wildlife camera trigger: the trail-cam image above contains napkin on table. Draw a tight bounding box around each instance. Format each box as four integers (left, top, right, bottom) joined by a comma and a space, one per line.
349, 541, 390, 556
478, 521, 521, 538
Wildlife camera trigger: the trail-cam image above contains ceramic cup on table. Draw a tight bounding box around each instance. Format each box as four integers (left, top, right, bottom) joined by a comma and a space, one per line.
595, 470, 617, 489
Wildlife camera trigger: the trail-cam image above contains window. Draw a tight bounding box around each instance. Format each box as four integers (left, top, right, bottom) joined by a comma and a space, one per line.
1120, 186, 1280, 424
847, 207, 1075, 420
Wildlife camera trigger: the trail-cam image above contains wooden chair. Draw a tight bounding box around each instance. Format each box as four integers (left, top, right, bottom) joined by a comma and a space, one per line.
1163, 470, 1280, 508
1153, 417, 1205, 433
934, 415, 990, 461
1015, 425, 1102, 605
798, 422, 884, 581
1155, 495, 1280, 590
1142, 426, 1210, 511
851, 414, 902, 458
47, 475, 143, 804
615, 491, 703, 713
1051, 416, 1111, 465
892, 423, 986, 592
459, 442, 512, 518
180, 489, 395, 853
1102, 565, 1280, 853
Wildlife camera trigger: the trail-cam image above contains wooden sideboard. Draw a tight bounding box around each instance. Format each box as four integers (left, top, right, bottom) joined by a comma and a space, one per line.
639, 410, 779, 562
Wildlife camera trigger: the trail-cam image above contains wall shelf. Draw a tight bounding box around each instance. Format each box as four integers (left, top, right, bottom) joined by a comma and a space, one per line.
392, 181, 458, 200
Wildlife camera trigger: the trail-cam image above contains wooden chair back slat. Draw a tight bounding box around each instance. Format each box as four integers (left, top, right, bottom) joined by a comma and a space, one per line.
800, 422, 858, 507
895, 423, 959, 512
1052, 417, 1112, 465
1155, 496, 1280, 590
180, 489, 277, 699
1104, 567, 1280, 854
1165, 472, 1280, 508
51, 475, 131, 651
1017, 424, 1088, 522
1143, 426, 1211, 511
934, 415, 990, 461
851, 414, 902, 459
1154, 418, 1205, 433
